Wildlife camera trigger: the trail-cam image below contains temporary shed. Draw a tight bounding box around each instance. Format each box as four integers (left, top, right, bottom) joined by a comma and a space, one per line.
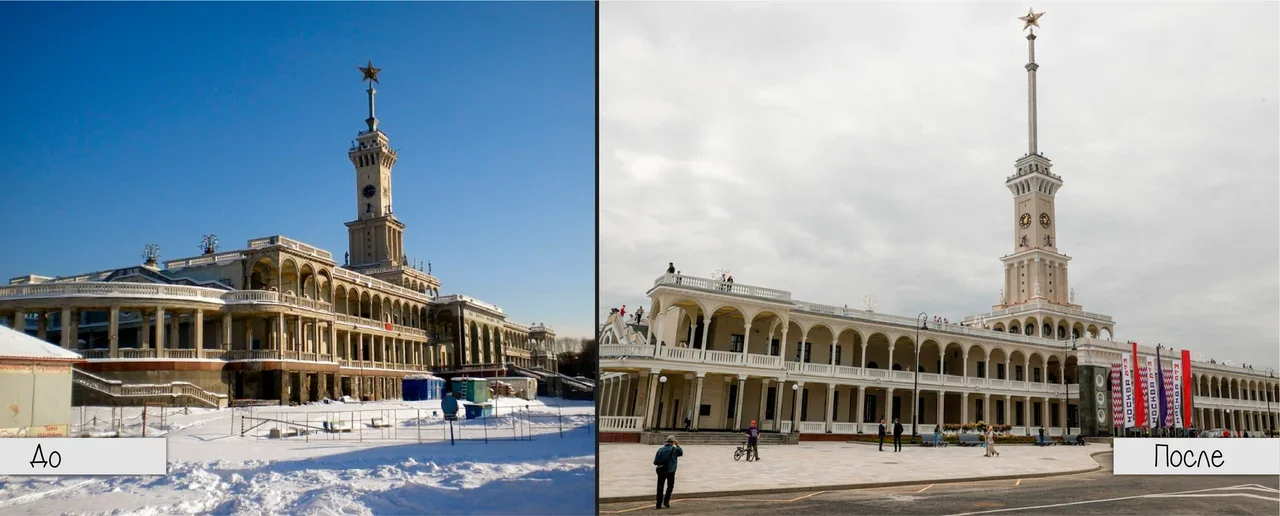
489, 377, 537, 401
450, 377, 492, 403
0, 325, 84, 438
402, 374, 444, 401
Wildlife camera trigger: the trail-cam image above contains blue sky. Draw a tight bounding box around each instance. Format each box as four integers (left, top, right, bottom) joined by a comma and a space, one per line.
0, 2, 596, 338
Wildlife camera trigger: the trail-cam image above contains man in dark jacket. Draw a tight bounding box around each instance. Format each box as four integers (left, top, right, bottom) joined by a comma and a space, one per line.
893, 418, 904, 452
653, 436, 682, 509
744, 420, 761, 461
1038, 426, 1046, 446
878, 419, 887, 451
667, 262, 676, 274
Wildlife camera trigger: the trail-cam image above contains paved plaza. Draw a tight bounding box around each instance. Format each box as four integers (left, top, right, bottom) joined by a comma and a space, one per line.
601, 441, 1103, 501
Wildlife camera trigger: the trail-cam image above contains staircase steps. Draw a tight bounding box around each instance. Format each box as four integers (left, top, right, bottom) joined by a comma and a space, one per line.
643, 431, 796, 445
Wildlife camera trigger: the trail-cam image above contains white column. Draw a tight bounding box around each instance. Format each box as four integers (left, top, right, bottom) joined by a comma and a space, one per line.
757, 379, 771, 430
643, 371, 660, 430
825, 383, 836, 432
734, 375, 747, 431
937, 391, 946, 426
1004, 394, 1012, 426
740, 326, 752, 364
60, 307, 73, 348
885, 387, 895, 423
961, 392, 969, 423
983, 393, 991, 423
108, 306, 120, 358
222, 314, 233, 351
155, 307, 166, 357
699, 317, 712, 359
36, 313, 47, 341
855, 385, 866, 432
194, 309, 204, 359
691, 374, 706, 431
773, 379, 786, 431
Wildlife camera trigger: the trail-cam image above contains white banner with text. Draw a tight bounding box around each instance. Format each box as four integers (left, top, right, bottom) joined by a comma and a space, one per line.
1113, 438, 1280, 475
0, 438, 167, 475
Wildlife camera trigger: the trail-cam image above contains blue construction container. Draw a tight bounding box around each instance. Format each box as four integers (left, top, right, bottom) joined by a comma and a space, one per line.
463, 402, 495, 420
402, 376, 444, 401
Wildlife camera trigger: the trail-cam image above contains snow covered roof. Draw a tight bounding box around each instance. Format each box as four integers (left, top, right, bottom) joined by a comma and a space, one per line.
0, 326, 83, 361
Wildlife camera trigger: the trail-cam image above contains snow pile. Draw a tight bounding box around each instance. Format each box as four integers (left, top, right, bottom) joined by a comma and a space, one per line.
0, 398, 595, 515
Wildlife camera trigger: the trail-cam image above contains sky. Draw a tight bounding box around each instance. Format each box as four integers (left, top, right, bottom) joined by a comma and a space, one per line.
599, 2, 1280, 368
0, 2, 596, 338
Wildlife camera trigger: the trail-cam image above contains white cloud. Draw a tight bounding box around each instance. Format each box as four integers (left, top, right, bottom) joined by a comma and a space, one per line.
599, 2, 1280, 368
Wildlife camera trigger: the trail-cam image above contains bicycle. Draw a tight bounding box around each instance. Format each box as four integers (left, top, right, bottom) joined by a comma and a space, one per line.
733, 441, 756, 462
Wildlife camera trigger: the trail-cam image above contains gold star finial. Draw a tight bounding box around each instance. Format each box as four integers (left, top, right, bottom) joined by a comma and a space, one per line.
1018, 8, 1045, 31
358, 60, 382, 84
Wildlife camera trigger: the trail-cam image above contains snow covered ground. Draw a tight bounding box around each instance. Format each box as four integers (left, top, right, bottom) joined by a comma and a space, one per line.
0, 397, 596, 515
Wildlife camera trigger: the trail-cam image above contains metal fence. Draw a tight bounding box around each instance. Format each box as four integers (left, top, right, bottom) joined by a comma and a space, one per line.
239, 404, 593, 444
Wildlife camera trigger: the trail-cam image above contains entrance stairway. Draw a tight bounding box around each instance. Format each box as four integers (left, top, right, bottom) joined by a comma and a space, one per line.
641, 430, 798, 446
72, 369, 230, 409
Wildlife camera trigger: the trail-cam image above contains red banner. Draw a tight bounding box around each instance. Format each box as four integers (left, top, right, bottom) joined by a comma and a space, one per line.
1181, 349, 1193, 427
1132, 342, 1146, 428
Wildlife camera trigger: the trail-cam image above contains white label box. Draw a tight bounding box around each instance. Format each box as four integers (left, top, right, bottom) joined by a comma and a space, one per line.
1113, 438, 1280, 475
0, 438, 167, 475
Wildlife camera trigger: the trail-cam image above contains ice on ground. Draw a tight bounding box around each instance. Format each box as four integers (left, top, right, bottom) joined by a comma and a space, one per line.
0, 398, 596, 515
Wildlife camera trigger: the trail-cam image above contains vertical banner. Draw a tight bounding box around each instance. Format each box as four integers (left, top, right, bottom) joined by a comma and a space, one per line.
1131, 342, 1146, 428
1163, 367, 1176, 427
1120, 353, 1136, 428
1171, 359, 1184, 428
1181, 349, 1193, 428
1156, 347, 1168, 427
1145, 356, 1159, 430
1111, 363, 1123, 428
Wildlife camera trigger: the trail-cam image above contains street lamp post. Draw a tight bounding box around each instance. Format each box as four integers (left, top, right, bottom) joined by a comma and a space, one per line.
1064, 337, 1076, 437
791, 383, 800, 433
1266, 367, 1275, 437
913, 313, 927, 441
658, 375, 668, 430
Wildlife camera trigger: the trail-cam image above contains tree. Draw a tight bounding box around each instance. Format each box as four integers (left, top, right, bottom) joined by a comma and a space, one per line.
556, 339, 598, 379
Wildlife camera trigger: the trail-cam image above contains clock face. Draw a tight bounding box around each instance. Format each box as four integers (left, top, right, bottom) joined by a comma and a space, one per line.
1019, 213, 1032, 229
363, 185, 376, 198
1039, 213, 1051, 228
1095, 373, 1105, 388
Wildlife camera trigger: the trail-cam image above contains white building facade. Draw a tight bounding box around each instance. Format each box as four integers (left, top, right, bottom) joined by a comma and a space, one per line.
599, 18, 1278, 440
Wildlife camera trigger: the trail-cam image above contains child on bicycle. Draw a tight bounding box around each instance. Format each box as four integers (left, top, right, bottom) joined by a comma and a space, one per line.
744, 420, 760, 461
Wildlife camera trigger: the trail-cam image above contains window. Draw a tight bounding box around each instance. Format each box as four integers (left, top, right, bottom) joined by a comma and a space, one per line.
975, 399, 984, 422
699, 404, 711, 417
769, 338, 779, 356
833, 391, 841, 420
1016, 365, 1024, 381
795, 342, 811, 363
730, 334, 744, 353
1033, 367, 1041, 382
977, 362, 986, 378
997, 363, 1006, 380
765, 387, 776, 419
800, 389, 810, 421
830, 344, 842, 365
864, 394, 877, 422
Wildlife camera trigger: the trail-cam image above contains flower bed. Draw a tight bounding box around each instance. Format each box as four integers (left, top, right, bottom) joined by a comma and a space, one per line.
842, 434, 1053, 445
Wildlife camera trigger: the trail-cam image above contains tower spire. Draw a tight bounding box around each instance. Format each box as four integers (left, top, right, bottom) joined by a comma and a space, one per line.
1019, 8, 1045, 156
358, 60, 383, 132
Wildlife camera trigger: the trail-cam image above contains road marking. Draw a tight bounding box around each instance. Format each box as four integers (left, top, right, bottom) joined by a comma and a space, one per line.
1014, 479, 1021, 486
1150, 493, 1280, 502
948, 484, 1280, 516
918, 484, 934, 493
788, 491, 826, 502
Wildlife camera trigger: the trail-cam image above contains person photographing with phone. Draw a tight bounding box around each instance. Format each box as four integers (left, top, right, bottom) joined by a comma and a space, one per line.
653, 435, 683, 509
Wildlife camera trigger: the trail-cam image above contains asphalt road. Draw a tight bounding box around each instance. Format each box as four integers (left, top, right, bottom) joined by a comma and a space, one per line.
599, 453, 1280, 515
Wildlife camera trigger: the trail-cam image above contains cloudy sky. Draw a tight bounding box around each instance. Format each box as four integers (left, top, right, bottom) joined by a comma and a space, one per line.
599, 2, 1279, 368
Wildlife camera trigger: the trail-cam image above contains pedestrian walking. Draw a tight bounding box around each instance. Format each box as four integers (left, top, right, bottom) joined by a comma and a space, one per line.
684, 409, 692, 431
1038, 426, 1047, 446
620, 305, 626, 319
744, 420, 761, 461
985, 425, 1000, 457
635, 306, 645, 324
653, 436, 682, 510
893, 418, 904, 452
878, 419, 887, 451
932, 425, 944, 447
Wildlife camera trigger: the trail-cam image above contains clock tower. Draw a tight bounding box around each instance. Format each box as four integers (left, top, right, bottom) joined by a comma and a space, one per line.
998, 10, 1073, 308
345, 60, 405, 268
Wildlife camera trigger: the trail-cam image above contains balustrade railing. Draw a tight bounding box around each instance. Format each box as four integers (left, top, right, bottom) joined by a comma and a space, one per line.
797, 421, 826, 433
779, 421, 793, 433
832, 422, 860, 434
835, 365, 862, 378
226, 350, 279, 361
83, 349, 110, 359
165, 349, 197, 359
600, 416, 644, 433
652, 274, 791, 301
703, 350, 740, 365
660, 347, 702, 362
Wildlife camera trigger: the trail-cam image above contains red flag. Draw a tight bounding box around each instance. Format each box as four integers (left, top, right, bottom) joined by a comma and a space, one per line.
1181, 349, 1193, 427
1132, 341, 1147, 428
384, 322, 393, 331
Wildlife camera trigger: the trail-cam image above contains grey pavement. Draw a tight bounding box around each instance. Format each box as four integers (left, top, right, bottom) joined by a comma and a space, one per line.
601, 441, 1101, 501
599, 453, 1280, 515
